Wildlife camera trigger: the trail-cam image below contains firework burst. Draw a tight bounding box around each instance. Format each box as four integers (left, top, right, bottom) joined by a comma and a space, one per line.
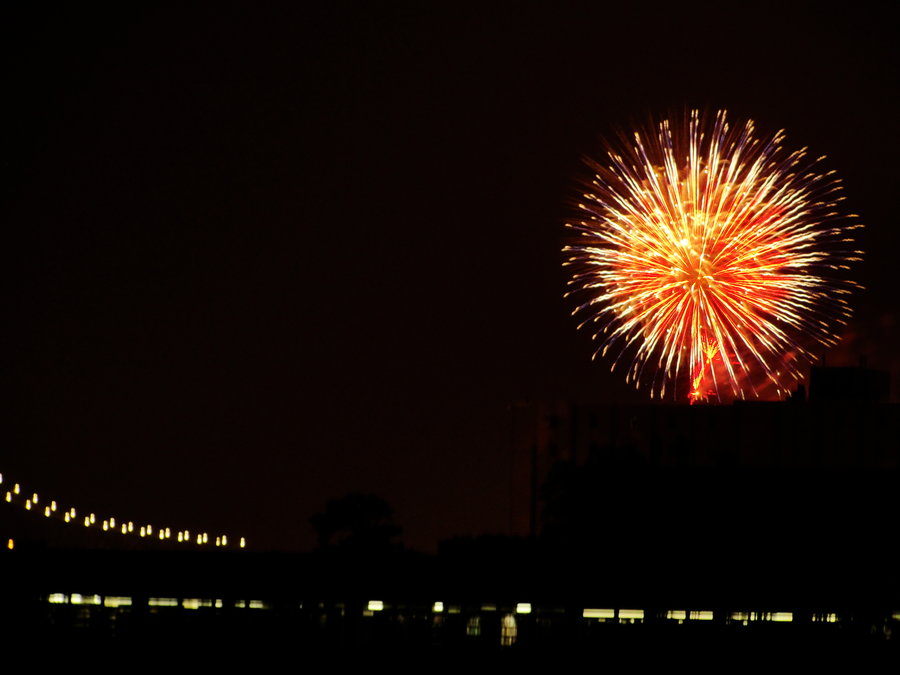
564, 109, 863, 402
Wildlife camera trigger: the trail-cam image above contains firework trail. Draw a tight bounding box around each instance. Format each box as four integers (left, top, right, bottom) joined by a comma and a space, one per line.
564, 109, 863, 402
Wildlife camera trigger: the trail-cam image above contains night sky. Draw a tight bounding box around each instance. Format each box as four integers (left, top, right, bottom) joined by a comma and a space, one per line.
3, 3, 897, 552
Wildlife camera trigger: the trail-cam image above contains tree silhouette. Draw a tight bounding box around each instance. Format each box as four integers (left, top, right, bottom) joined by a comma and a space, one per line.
310, 493, 402, 550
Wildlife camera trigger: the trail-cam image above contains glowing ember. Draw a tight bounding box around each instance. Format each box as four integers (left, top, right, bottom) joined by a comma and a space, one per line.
564, 109, 863, 402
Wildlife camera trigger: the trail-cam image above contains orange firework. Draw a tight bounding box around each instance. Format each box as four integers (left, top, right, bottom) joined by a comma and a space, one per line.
564, 109, 863, 402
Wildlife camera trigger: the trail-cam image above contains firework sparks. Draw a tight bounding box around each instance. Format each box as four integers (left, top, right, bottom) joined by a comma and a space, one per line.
564, 109, 863, 402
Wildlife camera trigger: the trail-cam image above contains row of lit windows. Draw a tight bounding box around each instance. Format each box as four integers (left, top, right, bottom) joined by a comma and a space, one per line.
46, 594, 268, 610
583, 608, 795, 623
373, 602, 845, 625
1, 472, 246, 549
45, 594, 896, 626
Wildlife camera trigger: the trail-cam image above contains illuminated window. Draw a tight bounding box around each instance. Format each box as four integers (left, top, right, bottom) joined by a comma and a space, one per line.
730, 612, 750, 625
812, 613, 838, 623
583, 608, 615, 620
619, 609, 644, 622
70, 594, 101, 606
501, 613, 517, 647
466, 616, 481, 637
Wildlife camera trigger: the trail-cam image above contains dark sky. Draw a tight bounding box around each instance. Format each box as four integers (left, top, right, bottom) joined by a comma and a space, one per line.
3, 2, 897, 551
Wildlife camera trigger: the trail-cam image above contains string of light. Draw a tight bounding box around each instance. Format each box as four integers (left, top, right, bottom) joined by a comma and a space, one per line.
1, 471, 246, 549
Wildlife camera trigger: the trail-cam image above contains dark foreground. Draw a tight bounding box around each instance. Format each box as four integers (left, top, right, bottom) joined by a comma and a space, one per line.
2, 545, 896, 665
